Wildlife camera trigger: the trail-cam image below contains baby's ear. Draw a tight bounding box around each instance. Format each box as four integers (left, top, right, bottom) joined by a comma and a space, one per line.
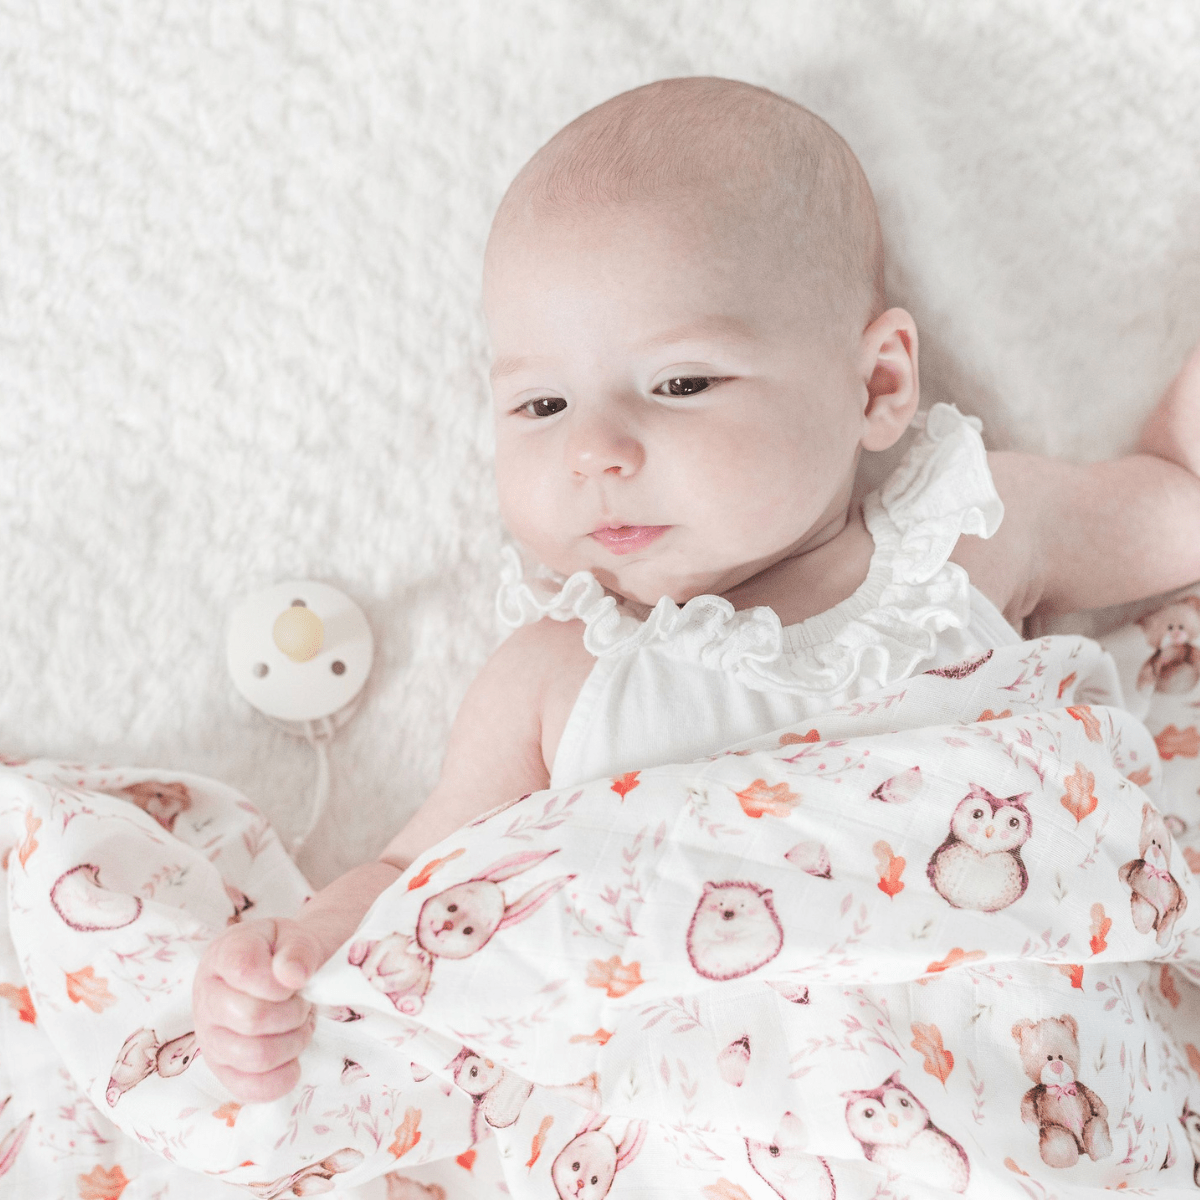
859, 307, 919, 452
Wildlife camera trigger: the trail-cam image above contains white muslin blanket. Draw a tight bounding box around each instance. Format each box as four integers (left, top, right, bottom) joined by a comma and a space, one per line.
7, 631, 1200, 1198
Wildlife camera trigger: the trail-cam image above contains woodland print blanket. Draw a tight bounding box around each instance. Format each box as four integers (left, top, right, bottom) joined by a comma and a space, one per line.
8, 622, 1200, 1198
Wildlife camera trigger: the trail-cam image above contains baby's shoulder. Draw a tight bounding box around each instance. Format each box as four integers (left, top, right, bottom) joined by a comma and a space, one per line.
477, 614, 595, 715
479, 617, 595, 775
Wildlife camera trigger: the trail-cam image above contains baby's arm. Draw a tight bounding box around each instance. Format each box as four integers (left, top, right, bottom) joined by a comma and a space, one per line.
954, 341, 1200, 622
193, 618, 590, 1102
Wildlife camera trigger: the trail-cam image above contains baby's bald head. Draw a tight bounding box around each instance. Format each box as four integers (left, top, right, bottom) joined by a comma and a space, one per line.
489, 77, 885, 342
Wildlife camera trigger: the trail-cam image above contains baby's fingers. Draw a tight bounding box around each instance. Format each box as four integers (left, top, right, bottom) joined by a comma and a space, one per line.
202, 1012, 316, 1078
270, 923, 327, 992
195, 975, 311, 1038
208, 920, 293, 1002
208, 1057, 302, 1106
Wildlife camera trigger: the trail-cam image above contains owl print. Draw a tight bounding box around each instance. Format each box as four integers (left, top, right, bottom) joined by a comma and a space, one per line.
927, 784, 1032, 911
686, 880, 784, 981
844, 1073, 969, 1193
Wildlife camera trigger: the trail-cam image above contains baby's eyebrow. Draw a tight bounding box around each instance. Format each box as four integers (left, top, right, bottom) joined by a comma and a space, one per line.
490, 355, 541, 383
638, 315, 759, 352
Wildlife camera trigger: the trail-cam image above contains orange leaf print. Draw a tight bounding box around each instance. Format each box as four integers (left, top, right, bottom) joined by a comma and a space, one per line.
1128, 766, 1153, 788
1161, 965, 1182, 1009
65, 967, 117, 1014
526, 1115, 554, 1168
406, 847, 465, 891
611, 772, 640, 800
0, 983, 35, 1024
873, 841, 905, 897
212, 1102, 240, 1127
977, 709, 1013, 722
1187, 1044, 1200, 1076
17, 810, 40, 868
1057, 671, 1078, 700
586, 956, 643, 998
1058, 964, 1084, 989
1157, 725, 1200, 760
568, 1028, 613, 1046
77, 1164, 130, 1200
1187, 847, 1200, 875
1089, 902, 1111, 955
735, 778, 800, 819
1004, 1157, 1030, 1177
703, 1182, 754, 1200
1067, 706, 1103, 743
1060, 763, 1098, 824
779, 730, 820, 746
925, 948, 986, 974
911, 1023, 954, 1084
456, 1149, 476, 1171
388, 1108, 422, 1159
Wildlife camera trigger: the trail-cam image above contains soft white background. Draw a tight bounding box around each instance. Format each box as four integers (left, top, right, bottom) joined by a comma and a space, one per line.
3, 0, 1199, 887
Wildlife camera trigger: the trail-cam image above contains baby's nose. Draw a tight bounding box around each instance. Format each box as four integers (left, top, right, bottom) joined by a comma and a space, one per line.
564, 413, 644, 478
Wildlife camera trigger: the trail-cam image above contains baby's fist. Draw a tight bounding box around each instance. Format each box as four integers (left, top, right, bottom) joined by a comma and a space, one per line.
193, 917, 322, 1103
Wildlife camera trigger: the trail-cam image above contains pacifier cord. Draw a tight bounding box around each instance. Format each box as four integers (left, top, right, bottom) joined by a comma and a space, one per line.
296, 716, 333, 856
264, 693, 362, 857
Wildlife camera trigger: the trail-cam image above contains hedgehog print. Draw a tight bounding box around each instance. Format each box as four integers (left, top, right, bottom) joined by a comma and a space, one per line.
687, 880, 783, 980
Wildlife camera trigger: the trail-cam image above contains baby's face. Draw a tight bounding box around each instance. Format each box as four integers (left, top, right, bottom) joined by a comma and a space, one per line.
485, 199, 872, 606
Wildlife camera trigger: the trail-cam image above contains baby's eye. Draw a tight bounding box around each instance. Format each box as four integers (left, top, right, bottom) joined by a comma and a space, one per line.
653, 376, 717, 397
516, 396, 567, 418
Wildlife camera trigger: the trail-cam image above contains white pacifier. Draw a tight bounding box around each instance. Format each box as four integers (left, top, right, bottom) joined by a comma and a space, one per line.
227, 581, 374, 854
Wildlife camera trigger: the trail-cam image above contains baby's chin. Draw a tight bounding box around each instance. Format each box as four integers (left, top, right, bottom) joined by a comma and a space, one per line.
589, 561, 729, 608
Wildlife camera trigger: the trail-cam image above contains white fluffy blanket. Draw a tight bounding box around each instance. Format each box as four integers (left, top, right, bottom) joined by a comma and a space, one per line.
3, 2, 1200, 892
8, 630, 1200, 1197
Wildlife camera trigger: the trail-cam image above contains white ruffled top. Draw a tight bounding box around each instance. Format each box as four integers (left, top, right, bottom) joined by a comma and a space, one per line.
495, 403, 1018, 787
498, 403, 1008, 692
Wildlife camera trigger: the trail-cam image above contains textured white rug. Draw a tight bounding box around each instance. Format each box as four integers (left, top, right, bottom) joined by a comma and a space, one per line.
3, 0, 1199, 889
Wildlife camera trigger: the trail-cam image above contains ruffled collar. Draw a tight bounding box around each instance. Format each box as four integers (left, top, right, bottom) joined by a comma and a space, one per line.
495, 403, 1003, 696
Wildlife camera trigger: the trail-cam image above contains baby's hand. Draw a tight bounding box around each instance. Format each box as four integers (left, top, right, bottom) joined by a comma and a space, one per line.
193, 917, 324, 1103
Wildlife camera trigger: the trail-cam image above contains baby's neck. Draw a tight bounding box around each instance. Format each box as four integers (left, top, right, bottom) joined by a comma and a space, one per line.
719, 502, 876, 626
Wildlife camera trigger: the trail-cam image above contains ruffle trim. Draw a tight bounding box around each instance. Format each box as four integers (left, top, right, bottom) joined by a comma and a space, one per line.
495, 403, 1003, 696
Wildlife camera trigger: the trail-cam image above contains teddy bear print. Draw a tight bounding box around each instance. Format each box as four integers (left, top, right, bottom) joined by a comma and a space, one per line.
116, 780, 193, 832
843, 1072, 969, 1192
246, 1148, 365, 1199
745, 1111, 835, 1199
926, 784, 1032, 911
448, 1047, 533, 1142
349, 849, 573, 1014
686, 880, 784, 980
1119, 802, 1188, 946
1012, 1015, 1111, 1168
550, 1116, 646, 1200
106, 1027, 200, 1106
51, 863, 143, 931
1136, 597, 1200, 694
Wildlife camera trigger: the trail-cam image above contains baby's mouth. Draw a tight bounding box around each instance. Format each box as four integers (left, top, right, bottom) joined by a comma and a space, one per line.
589, 525, 670, 555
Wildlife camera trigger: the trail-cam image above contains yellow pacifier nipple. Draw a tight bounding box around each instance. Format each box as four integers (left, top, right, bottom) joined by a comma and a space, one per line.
273, 604, 324, 662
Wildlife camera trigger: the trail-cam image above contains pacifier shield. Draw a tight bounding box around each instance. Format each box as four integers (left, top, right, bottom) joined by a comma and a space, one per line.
227, 581, 373, 722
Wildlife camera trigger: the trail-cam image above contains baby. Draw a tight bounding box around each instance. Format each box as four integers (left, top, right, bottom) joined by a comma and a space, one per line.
193, 76, 1200, 1104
